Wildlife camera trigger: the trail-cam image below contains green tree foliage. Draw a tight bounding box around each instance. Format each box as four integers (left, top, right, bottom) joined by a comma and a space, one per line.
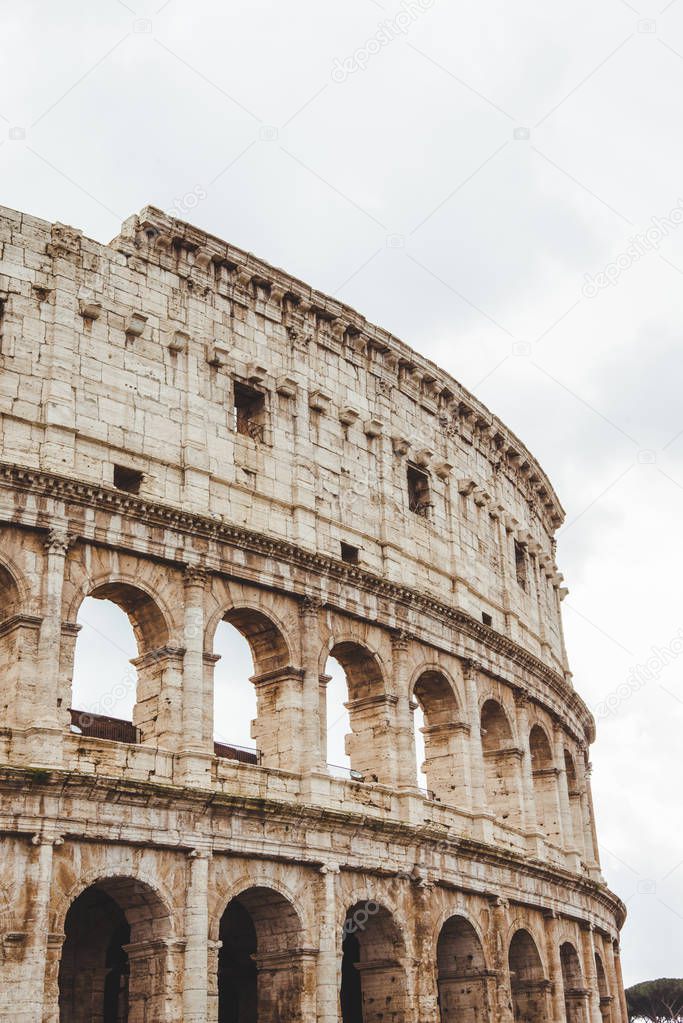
627, 979, 683, 1022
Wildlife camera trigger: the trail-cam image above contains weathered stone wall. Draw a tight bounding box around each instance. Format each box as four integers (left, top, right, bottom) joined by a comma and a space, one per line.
0, 204, 625, 1023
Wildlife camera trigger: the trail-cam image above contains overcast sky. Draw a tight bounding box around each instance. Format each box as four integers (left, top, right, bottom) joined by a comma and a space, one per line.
3, 0, 683, 987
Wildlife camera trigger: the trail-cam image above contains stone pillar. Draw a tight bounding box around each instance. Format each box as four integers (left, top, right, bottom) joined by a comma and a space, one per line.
18, 833, 61, 1023
553, 721, 574, 854
178, 566, 214, 784
27, 529, 72, 764
611, 942, 629, 1023
131, 645, 186, 750
299, 597, 324, 773
251, 665, 307, 773
513, 691, 537, 837
344, 692, 399, 785
182, 566, 207, 749
391, 631, 418, 790
580, 925, 603, 1023
489, 897, 514, 1023
576, 746, 601, 871
316, 863, 341, 1023
544, 912, 567, 1023
207, 938, 222, 1023
463, 660, 486, 815
183, 848, 211, 1023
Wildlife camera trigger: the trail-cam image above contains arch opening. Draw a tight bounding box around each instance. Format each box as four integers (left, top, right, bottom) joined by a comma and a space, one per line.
595, 953, 612, 1022
58, 877, 171, 1023
508, 929, 549, 1023
212, 608, 290, 768
218, 887, 304, 1023
481, 700, 522, 827
529, 725, 561, 844
560, 942, 586, 1023
341, 902, 408, 1023
413, 671, 464, 804
70, 585, 171, 744
326, 642, 389, 784
436, 915, 488, 1022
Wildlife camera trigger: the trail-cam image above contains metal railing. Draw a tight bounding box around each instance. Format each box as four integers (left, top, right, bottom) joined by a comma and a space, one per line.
327, 762, 366, 782
213, 741, 262, 766
69, 709, 139, 744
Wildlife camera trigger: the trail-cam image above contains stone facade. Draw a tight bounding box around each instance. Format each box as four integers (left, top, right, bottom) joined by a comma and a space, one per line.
0, 203, 626, 1022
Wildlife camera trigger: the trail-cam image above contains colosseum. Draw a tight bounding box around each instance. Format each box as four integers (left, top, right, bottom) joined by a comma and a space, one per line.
0, 202, 627, 1023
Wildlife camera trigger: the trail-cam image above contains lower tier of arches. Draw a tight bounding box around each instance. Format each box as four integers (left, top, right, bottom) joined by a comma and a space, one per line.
0, 835, 627, 1023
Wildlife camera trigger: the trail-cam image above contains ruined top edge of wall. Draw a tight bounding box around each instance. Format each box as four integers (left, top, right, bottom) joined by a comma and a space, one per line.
0, 202, 565, 530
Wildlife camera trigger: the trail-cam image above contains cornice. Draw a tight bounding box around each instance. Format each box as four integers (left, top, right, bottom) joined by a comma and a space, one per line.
0, 461, 594, 742
0, 765, 625, 927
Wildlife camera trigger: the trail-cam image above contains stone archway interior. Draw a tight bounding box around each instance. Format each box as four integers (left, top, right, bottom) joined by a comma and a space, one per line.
217, 887, 303, 1023
560, 942, 586, 1023
341, 903, 407, 1023
508, 929, 549, 1023
436, 914, 488, 1022
58, 877, 170, 1023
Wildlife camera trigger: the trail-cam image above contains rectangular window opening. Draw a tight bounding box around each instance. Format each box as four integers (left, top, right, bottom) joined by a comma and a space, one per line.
233, 381, 266, 442
113, 464, 143, 494
407, 464, 432, 518
514, 540, 528, 590
341, 541, 360, 565
482, 612, 493, 627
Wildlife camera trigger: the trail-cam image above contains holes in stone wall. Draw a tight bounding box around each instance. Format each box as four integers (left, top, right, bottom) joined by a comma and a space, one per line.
407, 463, 432, 517
113, 465, 143, 494
482, 611, 492, 627
340, 541, 360, 565
514, 540, 528, 590
233, 380, 266, 442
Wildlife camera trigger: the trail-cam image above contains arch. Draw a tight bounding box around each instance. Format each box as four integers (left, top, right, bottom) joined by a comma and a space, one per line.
436, 914, 489, 1022
326, 640, 392, 783
481, 699, 522, 826
480, 699, 513, 751
0, 555, 26, 620
508, 928, 549, 1022
560, 942, 587, 1023
58, 875, 173, 1023
412, 669, 465, 804
218, 884, 305, 1023
594, 952, 612, 1022
67, 575, 172, 654
341, 901, 408, 1023
207, 602, 292, 675
529, 725, 562, 844
70, 579, 175, 746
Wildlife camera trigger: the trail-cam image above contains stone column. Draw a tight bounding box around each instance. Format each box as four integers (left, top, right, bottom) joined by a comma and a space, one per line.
576, 746, 600, 871
544, 912, 567, 1023
299, 597, 324, 774
611, 942, 629, 1023
28, 529, 73, 764
19, 833, 61, 1023
580, 925, 603, 1023
553, 721, 574, 853
182, 848, 211, 1023
182, 566, 207, 749
251, 666, 307, 773
513, 691, 537, 837
489, 897, 514, 1023
463, 660, 486, 815
179, 566, 212, 784
584, 757, 602, 871
391, 631, 418, 790
316, 863, 341, 1023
